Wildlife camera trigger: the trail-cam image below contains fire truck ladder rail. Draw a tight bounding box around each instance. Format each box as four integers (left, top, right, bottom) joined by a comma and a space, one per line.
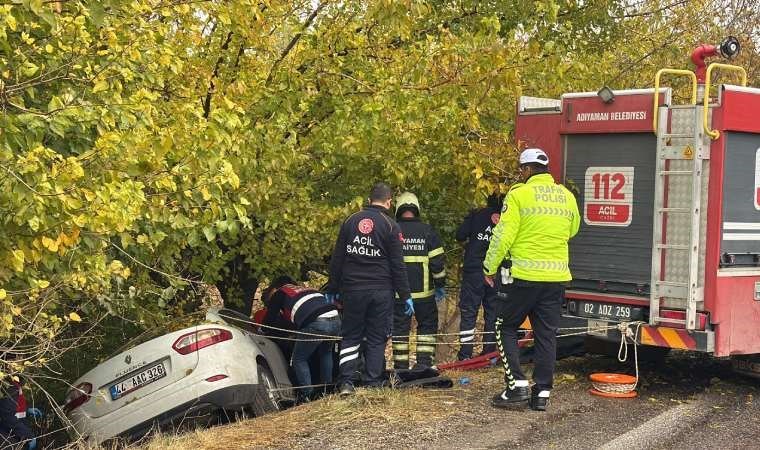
655, 317, 687, 325
657, 207, 690, 213
656, 244, 689, 250
659, 170, 693, 176
650, 98, 704, 331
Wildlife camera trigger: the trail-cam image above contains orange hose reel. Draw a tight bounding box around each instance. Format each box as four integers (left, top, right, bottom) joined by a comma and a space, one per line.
588, 373, 638, 398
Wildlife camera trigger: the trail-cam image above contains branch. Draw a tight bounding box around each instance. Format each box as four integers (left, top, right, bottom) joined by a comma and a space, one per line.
202, 31, 234, 119
611, 0, 689, 18
265, 1, 327, 86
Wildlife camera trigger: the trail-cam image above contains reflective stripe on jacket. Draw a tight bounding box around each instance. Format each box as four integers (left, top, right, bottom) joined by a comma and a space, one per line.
398, 218, 445, 299
483, 173, 580, 282
264, 284, 336, 329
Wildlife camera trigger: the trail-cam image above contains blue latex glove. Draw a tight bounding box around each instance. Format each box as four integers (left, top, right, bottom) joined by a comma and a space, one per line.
27, 438, 37, 450
404, 298, 415, 316
434, 287, 446, 303
27, 407, 42, 418
324, 293, 338, 304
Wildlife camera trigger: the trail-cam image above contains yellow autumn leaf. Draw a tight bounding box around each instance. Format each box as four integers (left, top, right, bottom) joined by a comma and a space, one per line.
0, 289, 5, 300
69, 312, 82, 322
10, 306, 21, 316
10, 250, 24, 272
92, 79, 109, 93
37, 280, 50, 289
41, 236, 59, 252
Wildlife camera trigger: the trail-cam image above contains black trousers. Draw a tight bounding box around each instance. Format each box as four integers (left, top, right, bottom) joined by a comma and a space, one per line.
495, 281, 564, 391
338, 289, 393, 386
392, 297, 438, 369
458, 271, 498, 359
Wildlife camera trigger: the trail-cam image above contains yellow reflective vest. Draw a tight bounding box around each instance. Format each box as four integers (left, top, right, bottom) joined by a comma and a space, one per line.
483, 173, 580, 282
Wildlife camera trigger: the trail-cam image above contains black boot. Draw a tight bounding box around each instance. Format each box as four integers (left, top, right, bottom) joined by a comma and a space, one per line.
529, 388, 550, 411
491, 386, 530, 408
338, 383, 355, 397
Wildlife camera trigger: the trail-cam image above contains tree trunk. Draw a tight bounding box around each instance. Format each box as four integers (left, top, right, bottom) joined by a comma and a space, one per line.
217, 254, 258, 317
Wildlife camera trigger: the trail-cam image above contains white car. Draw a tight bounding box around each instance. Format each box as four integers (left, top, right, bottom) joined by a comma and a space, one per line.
64, 308, 295, 445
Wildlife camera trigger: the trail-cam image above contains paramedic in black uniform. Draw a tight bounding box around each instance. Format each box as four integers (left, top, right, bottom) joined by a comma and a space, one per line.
325, 182, 412, 396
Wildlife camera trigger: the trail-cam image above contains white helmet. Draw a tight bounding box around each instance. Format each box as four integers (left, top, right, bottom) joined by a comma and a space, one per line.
519, 148, 549, 166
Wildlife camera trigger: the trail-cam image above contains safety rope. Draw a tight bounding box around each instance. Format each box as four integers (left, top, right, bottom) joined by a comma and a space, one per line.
267, 382, 333, 393
618, 321, 644, 390
388, 326, 622, 346
219, 311, 598, 342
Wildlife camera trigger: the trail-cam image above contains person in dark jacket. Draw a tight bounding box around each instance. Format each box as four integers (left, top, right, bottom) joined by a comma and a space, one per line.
392, 192, 446, 370
325, 182, 412, 396
455, 192, 504, 360
0, 381, 36, 450
262, 276, 340, 402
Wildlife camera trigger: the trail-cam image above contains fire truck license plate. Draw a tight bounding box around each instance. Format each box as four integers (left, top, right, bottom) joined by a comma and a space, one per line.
577, 301, 644, 321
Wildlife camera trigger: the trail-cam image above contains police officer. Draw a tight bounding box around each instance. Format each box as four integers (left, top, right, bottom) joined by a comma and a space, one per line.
392, 192, 446, 370
455, 192, 504, 360
325, 183, 412, 396
262, 276, 340, 403
484, 148, 579, 411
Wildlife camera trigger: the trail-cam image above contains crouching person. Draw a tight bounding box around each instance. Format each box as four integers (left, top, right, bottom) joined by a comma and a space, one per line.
0, 379, 37, 450
262, 276, 341, 403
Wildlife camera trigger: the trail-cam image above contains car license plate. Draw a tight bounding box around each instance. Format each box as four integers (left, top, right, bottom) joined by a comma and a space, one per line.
577, 301, 643, 321
109, 362, 167, 400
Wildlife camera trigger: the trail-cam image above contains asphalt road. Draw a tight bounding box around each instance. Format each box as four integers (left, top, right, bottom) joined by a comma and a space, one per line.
429, 351, 760, 450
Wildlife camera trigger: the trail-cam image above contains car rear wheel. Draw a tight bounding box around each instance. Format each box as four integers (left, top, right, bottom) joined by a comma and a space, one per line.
251, 362, 280, 416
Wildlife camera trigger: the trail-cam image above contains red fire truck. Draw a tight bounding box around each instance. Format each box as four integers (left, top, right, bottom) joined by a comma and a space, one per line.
514, 38, 760, 375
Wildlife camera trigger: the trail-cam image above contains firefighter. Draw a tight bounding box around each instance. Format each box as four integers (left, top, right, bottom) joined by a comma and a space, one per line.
455, 191, 505, 360
325, 182, 412, 396
484, 148, 580, 411
391, 192, 446, 370
262, 276, 340, 403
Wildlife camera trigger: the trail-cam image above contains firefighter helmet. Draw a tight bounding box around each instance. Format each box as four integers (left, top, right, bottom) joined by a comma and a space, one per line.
395, 191, 420, 218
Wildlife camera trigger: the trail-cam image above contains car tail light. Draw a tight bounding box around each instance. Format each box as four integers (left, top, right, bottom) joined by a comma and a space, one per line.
172, 328, 233, 355
64, 382, 92, 413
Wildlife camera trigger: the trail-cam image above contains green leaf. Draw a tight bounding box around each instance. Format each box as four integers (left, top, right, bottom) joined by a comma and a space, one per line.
23, 0, 44, 16
20, 61, 39, 77
39, 10, 57, 28
90, 2, 106, 27
202, 226, 216, 242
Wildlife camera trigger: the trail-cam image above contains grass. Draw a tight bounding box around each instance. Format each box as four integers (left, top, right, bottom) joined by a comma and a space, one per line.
135, 383, 469, 450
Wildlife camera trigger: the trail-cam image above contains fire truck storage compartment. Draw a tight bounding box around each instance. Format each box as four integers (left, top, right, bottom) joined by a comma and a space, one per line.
564, 133, 656, 294
721, 132, 760, 267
